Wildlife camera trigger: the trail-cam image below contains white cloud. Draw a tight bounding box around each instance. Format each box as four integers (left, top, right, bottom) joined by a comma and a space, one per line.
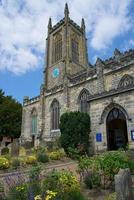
0, 0, 133, 74
129, 40, 134, 46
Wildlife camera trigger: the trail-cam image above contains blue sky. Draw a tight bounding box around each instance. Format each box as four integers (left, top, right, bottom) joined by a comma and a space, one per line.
0, 0, 134, 103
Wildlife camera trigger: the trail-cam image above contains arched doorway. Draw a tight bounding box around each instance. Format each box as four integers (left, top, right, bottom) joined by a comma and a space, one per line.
106, 108, 128, 150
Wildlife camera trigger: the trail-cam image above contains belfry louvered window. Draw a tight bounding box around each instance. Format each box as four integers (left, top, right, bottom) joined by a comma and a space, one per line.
51, 99, 60, 130
52, 34, 62, 63
72, 37, 79, 63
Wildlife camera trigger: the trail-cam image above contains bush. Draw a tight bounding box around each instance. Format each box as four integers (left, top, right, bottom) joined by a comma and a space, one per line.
84, 171, 101, 189
37, 152, 49, 163
67, 147, 80, 159
7, 184, 28, 200
78, 150, 133, 188
28, 165, 42, 197
104, 193, 117, 200
1, 147, 9, 155
60, 111, 90, 155
0, 157, 10, 169
11, 158, 20, 169
48, 149, 66, 160
42, 170, 80, 199
65, 190, 87, 200
19, 147, 26, 157
26, 155, 37, 165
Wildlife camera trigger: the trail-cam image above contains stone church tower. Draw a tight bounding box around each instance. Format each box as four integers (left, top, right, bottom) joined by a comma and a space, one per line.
21, 4, 134, 153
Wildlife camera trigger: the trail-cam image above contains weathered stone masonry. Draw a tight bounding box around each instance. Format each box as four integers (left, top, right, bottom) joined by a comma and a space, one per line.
21, 4, 134, 153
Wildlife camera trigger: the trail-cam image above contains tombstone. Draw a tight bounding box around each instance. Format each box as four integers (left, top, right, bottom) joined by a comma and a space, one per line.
115, 168, 134, 200
11, 139, 20, 157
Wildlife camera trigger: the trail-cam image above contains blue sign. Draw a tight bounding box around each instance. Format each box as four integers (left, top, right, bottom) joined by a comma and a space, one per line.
131, 130, 134, 141
96, 133, 102, 142
53, 68, 60, 78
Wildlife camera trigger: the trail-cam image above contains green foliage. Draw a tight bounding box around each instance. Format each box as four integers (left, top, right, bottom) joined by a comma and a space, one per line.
60, 111, 90, 155
48, 149, 66, 160
42, 170, 80, 199
0, 89, 22, 138
25, 155, 37, 165
99, 151, 130, 181
28, 165, 42, 197
11, 158, 20, 169
64, 190, 87, 200
78, 150, 134, 188
67, 147, 80, 160
37, 152, 49, 163
1, 147, 9, 155
7, 184, 28, 200
104, 193, 117, 200
84, 171, 101, 189
0, 157, 10, 169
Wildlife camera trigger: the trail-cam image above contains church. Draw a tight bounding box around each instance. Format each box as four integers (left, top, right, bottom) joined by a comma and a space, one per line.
21, 4, 134, 153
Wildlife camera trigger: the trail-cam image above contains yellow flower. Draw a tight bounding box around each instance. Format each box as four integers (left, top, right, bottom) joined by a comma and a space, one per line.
45, 190, 57, 200
34, 195, 42, 200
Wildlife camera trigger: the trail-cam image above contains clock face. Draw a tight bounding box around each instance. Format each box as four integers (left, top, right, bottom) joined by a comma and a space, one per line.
52, 68, 60, 78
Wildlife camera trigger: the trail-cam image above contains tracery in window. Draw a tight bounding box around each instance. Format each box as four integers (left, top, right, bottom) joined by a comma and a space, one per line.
51, 99, 60, 130
79, 89, 89, 113
52, 34, 62, 63
118, 74, 134, 89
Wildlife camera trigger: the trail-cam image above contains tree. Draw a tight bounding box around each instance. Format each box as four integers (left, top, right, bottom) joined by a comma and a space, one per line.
60, 111, 90, 154
0, 89, 22, 138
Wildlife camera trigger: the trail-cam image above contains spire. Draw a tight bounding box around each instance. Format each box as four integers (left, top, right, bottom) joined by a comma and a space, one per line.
96, 57, 105, 66
81, 18, 85, 32
114, 48, 121, 57
48, 17, 52, 33
64, 3, 69, 21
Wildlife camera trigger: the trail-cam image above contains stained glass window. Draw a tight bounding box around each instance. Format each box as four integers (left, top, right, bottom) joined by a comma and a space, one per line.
51, 99, 60, 130
79, 90, 89, 113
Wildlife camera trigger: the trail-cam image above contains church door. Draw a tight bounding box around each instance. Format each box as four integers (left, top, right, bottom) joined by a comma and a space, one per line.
106, 108, 128, 150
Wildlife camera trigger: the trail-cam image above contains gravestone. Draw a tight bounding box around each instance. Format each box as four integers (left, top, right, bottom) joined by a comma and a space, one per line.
115, 168, 134, 200
11, 139, 19, 157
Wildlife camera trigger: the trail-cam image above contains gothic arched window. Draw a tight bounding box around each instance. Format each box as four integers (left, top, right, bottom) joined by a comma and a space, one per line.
51, 99, 60, 130
79, 89, 89, 113
118, 74, 134, 89
72, 36, 79, 63
52, 34, 62, 63
31, 108, 37, 135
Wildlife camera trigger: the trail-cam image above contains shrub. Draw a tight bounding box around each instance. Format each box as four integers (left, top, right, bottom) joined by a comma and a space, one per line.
7, 184, 28, 200
83, 171, 101, 189
65, 190, 87, 200
1, 147, 9, 155
26, 155, 37, 165
104, 193, 117, 200
42, 170, 80, 199
60, 111, 90, 155
28, 165, 42, 197
67, 147, 80, 160
48, 149, 66, 160
11, 158, 20, 169
78, 150, 133, 188
37, 152, 49, 163
19, 147, 26, 157
0, 157, 10, 169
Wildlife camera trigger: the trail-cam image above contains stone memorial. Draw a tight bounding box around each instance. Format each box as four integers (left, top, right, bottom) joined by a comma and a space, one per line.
11, 139, 19, 157
115, 168, 134, 200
